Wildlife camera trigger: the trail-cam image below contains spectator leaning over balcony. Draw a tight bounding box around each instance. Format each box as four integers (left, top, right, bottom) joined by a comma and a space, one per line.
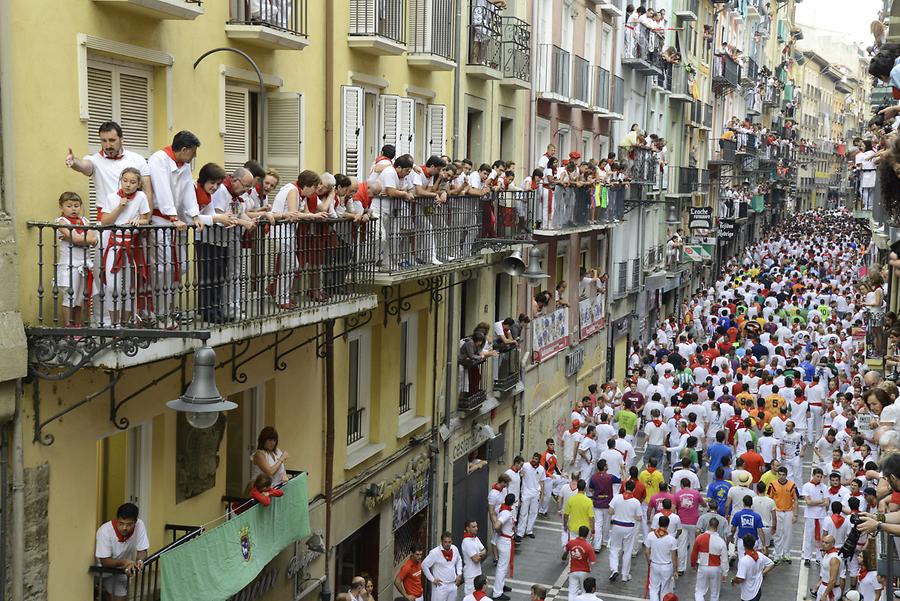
624, 5, 638, 56
251, 425, 290, 485
55, 192, 98, 327
194, 163, 237, 324
98, 167, 151, 327
366, 144, 396, 186
556, 281, 570, 309
211, 167, 257, 320
269, 169, 322, 309
538, 144, 557, 171
541, 157, 560, 228
147, 131, 202, 328
414, 155, 449, 266
374, 155, 415, 269
95, 502, 149, 601
242, 160, 266, 212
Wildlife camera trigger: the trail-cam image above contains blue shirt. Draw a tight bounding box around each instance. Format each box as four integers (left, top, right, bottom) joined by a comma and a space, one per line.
707, 480, 732, 516
706, 443, 733, 474
731, 509, 763, 540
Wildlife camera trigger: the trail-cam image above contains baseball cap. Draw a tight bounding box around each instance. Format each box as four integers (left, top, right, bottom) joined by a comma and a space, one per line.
569, 150, 582, 159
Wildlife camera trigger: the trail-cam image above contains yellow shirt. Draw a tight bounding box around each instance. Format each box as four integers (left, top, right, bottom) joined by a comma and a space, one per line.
563, 492, 595, 534
638, 468, 665, 498
760, 470, 779, 490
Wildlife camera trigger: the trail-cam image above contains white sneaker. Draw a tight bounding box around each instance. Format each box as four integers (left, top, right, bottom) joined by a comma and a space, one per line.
431, 258, 443, 265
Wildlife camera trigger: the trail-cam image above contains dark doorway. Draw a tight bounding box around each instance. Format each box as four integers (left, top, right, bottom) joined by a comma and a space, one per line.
451, 447, 490, 548
335, 515, 380, 593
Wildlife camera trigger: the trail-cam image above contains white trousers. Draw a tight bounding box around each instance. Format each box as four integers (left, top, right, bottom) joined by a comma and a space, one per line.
568, 571, 588, 601
695, 565, 723, 601
816, 583, 842, 601
274, 237, 298, 305
679, 524, 697, 572
517, 494, 540, 536
464, 575, 478, 595
541, 477, 564, 514
784, 456, 803, 486
492, 538, 512, 597
808, 407, 824, 439
593, 507, 610, 549
648, 564, 674, 601
802, 517, 823, 561
609, 524, 637, 577
431, 582, 457, 601
775, 511, 794, 559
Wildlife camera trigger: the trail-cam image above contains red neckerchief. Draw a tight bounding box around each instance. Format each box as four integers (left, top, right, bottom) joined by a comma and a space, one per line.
686, 423, 698, 432
463, 533, 478, 539
163, 145, 185, 168
661, 509, 672, 517
112, 521, 132, 543
858, 568, 869, 581
474, 592, 487, 601
745, 548, 759, 561
830, 514, 845, 529
569, 426, 580, 434
375, 155, 390, 163
652, 419, 663, 427
623, 491, 634, 500
117, 189, 136, 200
195, 182, 212, 208
441, 548, 453, 562
530, 179, 540, 190
654, 528, 668, 538
647, 467, 657, 474
850, 491, 862, 497
822, 547, 837, 555
492, 483, 504, 492
101, 149, 124, 160
510, 465, 520, 473
222, 176, 244, 202
499, 504, 513, 512
828, 485, 842, 495
61, 215, 86, 234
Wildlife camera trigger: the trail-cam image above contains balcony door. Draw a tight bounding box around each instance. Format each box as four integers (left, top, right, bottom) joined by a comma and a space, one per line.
225, 385, 267, 498
96, 422, 152, 525
584, 10, 596, 66
561, 1, 574, 53
537, 0, 552, 47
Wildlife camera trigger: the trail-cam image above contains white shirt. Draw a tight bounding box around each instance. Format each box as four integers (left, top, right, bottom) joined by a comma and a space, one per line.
421, 545, 462, 584
609, 493, 643, 524
644, 420, 668, 446
671, 468, 701, 491
95, 519, 150, 562
600, 448, 626, 480
751, 496, 776, 527
84, 150, 150, 215
148, 148, 197, 223
736, 552, 774, 600
821, 514, 852, 548
858, 567, 883, 601
460, 536, 486, 579
801, 481, 828, 518
100, 191, 150, 226
379, 165, 413, 191
644, 531, 678, 564
520, 462, 545, 498
504, 468, 522, 503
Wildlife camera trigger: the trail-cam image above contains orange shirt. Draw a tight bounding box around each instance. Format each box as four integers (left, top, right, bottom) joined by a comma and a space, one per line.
767, 479, 798, 511
397, 558, 424, 597
741, 450, 765, 482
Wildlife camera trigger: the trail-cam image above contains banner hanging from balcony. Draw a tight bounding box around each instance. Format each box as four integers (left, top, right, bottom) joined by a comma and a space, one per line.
159, 474, 310, 601
532, 308, 569, 362
579, 295, 606, 339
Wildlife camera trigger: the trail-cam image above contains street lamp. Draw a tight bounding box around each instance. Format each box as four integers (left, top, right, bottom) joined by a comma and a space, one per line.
167, 345, 237, 429
522, 246, 549, 285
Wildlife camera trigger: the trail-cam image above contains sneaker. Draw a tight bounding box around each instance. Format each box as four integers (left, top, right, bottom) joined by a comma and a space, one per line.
804, 560, 811, 567
431, 258, 443, 266
494, 595, 510, 600
514, 535, 522, 542
609, 571, 619, 582
783, 557, 792, 564
526, 533, 535, 539
503, 587, 511, 593
622, 575, 632, 582
773, 558, 781, 565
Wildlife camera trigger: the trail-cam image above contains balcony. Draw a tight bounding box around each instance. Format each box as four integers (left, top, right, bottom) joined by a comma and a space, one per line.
578, 292, 607, 338
27, 220, 378, 369
592, 0, 625, 16
348, 0, 406, 55
536, 185, 622, 233
675, 0, 699, 20
736, 132, 758, 156
688, 100, 711, 130
531, 307, 569, 363
622, 24, 664, 75
500, 17, 531, 89
493, 344, 521, 392
644, 244, 665, 272
746, 87, 762, 116
712, 138, 737, 163
375, 191, 534, 279
712, 53, 741, 90
742, 58, 758, 84
620, 147, 659, 185
458, 359, 487, 410
407, 0, 456, 70
536, 44, 571, 102
467, 0, 503, 79
91, 0, 203, 19
669, 66, 693, 102
592, 66, 611, 113
762, 82, 779, 106
610, 75, 625, 117
226, 0, 309, 50
571, 55, 592, 107
703, 103, 713, 129
652, 61, 673, 94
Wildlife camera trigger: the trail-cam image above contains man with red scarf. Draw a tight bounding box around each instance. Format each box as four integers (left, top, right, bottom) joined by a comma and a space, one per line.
462, 575, 489, 601
421, 532, 462, 601
460, 521, 486, 595
608, 480, 643, 582
644, 513, 678, 601
490, 493, 517, 601
801, 468, 829, 567
731, 533, 775, 601
95, 502, 149, 601
813, 534, 843, 601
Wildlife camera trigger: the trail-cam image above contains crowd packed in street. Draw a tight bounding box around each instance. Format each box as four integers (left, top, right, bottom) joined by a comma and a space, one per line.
388, 209, 900, 601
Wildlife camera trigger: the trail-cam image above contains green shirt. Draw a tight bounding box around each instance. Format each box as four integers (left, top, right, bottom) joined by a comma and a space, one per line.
615, 410, 639, 435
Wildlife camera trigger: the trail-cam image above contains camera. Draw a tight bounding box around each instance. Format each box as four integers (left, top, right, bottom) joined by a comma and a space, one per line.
869, 101, 893, 128
839, 514, 864, 559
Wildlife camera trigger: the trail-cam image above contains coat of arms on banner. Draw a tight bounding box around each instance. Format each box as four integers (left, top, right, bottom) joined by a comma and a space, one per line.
240, 525, 251, 561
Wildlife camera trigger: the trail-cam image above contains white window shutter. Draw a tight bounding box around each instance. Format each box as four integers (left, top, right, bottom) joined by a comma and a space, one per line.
87, 65, 114, 149
397, 97, 415, 157
379, 95, 400, 153
224, 87, 250, 175
349, 0, 375, 34
426, 104, 446, 158
117, 71, 151, 155
341, 86, 365, 179
265, 92, 304, 195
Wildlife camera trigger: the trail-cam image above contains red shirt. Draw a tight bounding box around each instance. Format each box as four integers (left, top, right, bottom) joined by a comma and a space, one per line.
621, 478, 647, 503
397, 558, 424, 597
740, 450, 765, 482
565, 538, 596, 573
724, 415, 744, 445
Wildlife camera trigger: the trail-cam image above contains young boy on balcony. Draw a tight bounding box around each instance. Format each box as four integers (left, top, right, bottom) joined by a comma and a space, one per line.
55, 192, 98, 327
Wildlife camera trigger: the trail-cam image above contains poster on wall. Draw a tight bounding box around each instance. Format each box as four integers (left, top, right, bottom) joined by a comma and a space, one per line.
532, 308, 569, 362
579, 294, 606, 339
392, 470, 430, 532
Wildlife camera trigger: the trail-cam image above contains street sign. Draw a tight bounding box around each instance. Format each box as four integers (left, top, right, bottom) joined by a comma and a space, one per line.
718, 218, 736, 240
689, 207, 713, 230
683, 245, 712, 262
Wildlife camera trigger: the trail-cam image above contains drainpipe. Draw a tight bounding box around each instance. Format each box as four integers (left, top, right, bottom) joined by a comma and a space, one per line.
441, 273, 455, 532
11, 382, 23, 601
429, 282, 441, 548
324, 0, 335, 171
452, 0, 463, 155
0, 421, 7, 601
323, 320, 335, 601
527, 0, 539, 166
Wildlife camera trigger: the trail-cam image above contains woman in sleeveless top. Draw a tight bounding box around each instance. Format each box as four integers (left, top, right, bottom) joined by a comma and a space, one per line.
251, 426, 289, 486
